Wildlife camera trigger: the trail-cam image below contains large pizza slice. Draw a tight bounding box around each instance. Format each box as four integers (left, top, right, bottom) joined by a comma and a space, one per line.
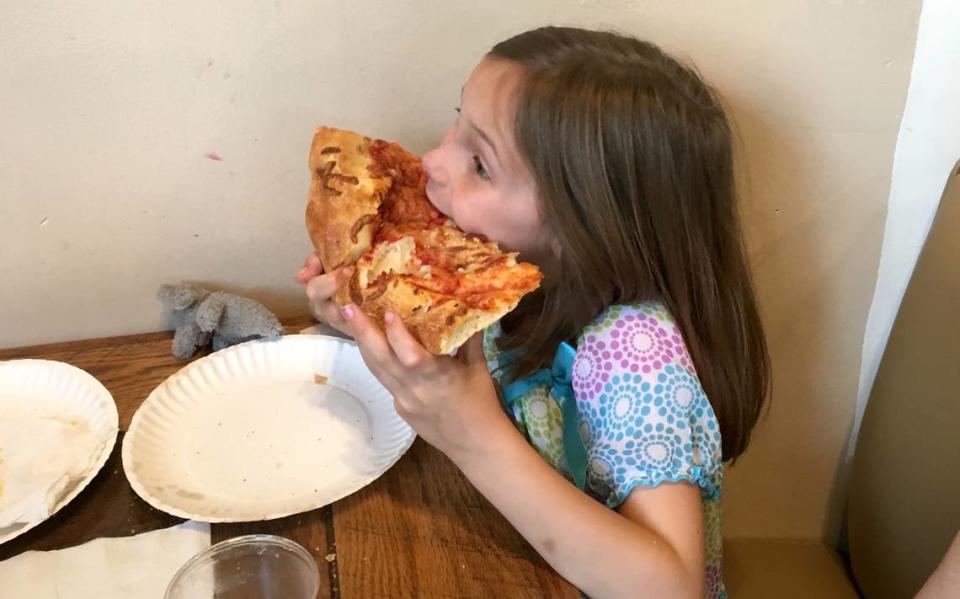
305, 126, 542, 355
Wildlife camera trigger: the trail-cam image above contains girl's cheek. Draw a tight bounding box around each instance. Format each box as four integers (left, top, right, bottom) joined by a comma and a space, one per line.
456, 199, 494, 239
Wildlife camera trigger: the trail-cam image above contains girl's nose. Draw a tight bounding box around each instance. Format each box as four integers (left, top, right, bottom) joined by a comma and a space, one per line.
422, 125, 455, 183
423, 146, 446, 185
422, 145, 443, 183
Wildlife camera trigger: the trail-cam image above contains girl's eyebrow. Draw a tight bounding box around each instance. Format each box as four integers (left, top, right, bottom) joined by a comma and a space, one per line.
457, 83, 503, 167
459, 84, 504, 169
465, 119, 501, 166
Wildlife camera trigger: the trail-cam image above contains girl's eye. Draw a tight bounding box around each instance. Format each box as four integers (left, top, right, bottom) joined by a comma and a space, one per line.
472, 155, 489, 180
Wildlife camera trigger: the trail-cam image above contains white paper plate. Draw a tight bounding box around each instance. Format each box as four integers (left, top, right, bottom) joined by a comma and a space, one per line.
122, 335, 415, 522
0, 359, 119, 545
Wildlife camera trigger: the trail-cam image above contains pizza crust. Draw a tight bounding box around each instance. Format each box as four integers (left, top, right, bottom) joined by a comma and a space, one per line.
306, 126, 387, 271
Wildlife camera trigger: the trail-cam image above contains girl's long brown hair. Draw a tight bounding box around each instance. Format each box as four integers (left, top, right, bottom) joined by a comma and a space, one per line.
491, 27, 770, 462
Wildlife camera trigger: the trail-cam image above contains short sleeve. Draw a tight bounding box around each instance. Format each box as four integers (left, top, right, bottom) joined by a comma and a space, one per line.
572, 303, 723, 508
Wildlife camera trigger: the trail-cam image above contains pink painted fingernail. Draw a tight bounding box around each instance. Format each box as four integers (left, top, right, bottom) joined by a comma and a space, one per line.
340, 305, 355, 320
384, 312, 395, 324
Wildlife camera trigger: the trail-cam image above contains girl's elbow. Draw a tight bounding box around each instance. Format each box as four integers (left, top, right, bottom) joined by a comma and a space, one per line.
673, 562, 706, 599
647, 558, 705, 599
680, 579, 706, 599
654, 574, 704, 599
606, 567, 703, 599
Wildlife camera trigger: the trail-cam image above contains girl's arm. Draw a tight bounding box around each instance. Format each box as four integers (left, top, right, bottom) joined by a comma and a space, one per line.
340, 306, 705, 598
453, 415, 705, 599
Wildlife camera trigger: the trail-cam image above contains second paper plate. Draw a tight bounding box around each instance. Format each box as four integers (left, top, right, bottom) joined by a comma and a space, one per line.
122, 335, 414, 522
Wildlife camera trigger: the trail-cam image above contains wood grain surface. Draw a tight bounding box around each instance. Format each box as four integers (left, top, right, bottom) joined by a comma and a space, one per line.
333, 439, 579, 599
0, 317, 574, 597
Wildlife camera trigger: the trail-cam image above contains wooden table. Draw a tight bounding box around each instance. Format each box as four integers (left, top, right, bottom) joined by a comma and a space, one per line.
0, 318, 577, 598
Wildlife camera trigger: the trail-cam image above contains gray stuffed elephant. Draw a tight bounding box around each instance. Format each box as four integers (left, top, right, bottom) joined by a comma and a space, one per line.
158, 283, 284, 360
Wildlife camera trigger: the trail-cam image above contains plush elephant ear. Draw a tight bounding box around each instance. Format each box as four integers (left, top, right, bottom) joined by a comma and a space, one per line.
194, 294, 227, 333
158, 283, 206, 310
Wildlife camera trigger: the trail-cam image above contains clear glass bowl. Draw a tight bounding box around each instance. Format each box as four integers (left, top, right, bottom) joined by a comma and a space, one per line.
164, 534, 320, 599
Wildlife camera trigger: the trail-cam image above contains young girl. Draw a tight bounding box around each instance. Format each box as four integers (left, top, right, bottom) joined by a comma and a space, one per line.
296, 26, 769, 599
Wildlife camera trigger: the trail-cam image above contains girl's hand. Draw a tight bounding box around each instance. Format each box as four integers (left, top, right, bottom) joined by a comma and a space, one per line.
339, 304, 510, 458
295, 253, 354, 337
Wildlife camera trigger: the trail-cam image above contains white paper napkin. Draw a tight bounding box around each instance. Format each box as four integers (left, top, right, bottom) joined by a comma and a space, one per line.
0, 520, 211, 598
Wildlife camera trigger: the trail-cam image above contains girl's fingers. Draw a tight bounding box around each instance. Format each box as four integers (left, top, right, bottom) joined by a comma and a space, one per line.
295, 253, 325, 284
304, 267, 353, 304
303, 267, 354, 335
341, 305, 401, 378
312, 299, 344, 326
383, 311, 432, 370
457, 332, 486, 365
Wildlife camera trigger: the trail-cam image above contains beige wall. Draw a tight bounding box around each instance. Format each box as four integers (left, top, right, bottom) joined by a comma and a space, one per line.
0, 1, 921, 541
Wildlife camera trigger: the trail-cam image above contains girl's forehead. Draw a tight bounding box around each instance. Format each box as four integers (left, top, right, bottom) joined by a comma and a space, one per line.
463, 58, 522, 119
462, 59, 529, 172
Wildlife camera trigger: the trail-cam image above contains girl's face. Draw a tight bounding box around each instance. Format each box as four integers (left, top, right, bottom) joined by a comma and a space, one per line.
422, 59, 552, 265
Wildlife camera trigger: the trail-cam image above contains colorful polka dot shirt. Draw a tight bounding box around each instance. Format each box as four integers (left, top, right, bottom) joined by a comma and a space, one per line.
484, 303, 726, 598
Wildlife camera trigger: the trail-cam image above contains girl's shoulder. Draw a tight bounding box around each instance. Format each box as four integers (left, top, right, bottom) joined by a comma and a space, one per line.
484, 301, 696, 382
576, 301, 697, 374
573, 301, 724, 504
